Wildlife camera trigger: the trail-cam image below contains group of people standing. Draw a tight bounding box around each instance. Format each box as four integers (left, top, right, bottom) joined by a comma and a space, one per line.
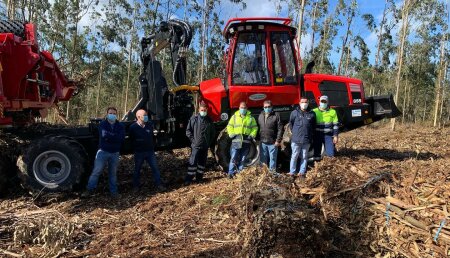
81, 95, 339, 198
225, 95, 339, 179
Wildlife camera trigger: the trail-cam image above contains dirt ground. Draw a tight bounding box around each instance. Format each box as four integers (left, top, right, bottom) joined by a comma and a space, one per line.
0, 123, 449, 257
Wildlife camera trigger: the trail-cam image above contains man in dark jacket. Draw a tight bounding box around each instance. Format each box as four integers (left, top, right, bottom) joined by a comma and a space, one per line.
185, 102, 215, 184
258, 100, 283, 172
83, 107, 125, 198
129, 109, 165, 192
289, 97, 315, 178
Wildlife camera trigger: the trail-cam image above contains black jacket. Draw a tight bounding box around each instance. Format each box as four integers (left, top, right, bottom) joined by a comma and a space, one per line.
186, 114, 215, 149
257, 111, 283, 144
289, 108, 315, 144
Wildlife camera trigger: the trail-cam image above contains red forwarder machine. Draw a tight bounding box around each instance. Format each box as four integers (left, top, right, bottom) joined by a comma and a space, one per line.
0, 18, 400, 194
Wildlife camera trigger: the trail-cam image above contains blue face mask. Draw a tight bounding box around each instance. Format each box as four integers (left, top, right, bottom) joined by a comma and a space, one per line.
199, 111, 207, 117
239, 108, 247, 115
107, 114, 117, 122
143, 115, 149, 122
264, 107, 272, 113
319, 103, 328, 109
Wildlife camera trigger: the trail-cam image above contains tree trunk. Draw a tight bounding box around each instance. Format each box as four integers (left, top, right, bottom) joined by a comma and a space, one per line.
7, 0, 16, 19
199, 0, 209, 82
344, 41, 351, 76
297, 0, 306, 59
433, 33, 447, 127
123, 4, 136, 114
337, 10, 354, 75
375, 0, 389, 69
310, 0, 319, 56
391, 0, 412, 131
95, 57, 104, 118
438, 61, 448, 127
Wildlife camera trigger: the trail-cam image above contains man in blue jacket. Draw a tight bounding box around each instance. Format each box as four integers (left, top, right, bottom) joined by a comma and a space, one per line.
289, 97, 315, 178
83, 107, 125, 198
129, 109, 165, 192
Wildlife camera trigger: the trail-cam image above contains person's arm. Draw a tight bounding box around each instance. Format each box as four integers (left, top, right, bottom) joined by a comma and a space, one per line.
227, 115, 235, 138
332, 110, 339, 144
186, 116, 194, 143
289, 111, 295, 130
250, 117, 258, 139
209, 120, 216, 147
276, 113, 283, 144
310, 112, 316, 138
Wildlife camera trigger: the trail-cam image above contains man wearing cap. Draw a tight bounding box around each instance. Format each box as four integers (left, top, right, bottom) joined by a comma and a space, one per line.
313, 96, 339, 159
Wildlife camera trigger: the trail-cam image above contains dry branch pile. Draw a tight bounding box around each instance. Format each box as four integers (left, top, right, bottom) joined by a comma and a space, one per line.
0, 124, 449, 257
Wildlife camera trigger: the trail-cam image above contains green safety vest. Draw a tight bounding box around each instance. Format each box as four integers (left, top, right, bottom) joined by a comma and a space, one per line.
227, 110, 258, 147
312, 107, 339, 136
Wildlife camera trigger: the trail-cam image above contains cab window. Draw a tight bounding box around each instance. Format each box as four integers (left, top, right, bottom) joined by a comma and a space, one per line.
232, 32, 269, 85
271, 32, 297, 85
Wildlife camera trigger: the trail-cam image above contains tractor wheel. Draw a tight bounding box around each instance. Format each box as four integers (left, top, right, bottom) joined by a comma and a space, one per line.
214, 129, 260, 172
17, 135, 88, 192
280, 124, 324, 163
0, 20, 25, 38
0, 155, 18, 197
0, 156, 9, 197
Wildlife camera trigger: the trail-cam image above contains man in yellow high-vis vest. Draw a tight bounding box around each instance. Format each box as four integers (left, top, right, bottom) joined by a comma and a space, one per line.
226, 102, 258, 177
312, 96, 339, 159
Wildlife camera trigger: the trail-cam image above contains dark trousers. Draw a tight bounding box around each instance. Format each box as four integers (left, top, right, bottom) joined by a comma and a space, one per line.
187, 147, 208, 181
134, 151, 162, 188
313, 132, 335, 158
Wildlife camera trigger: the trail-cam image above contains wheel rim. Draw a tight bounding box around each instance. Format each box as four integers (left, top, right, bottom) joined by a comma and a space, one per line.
32, 150, 71, 188
244, 141, 260, 167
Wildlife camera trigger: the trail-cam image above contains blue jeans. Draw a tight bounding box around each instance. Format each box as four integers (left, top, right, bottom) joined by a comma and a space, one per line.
259, 142, 278, 171
87, 149, 120, 194
290, 142, 310, 175
229, 143, 250, 175
314, 132, 335, 158
134, 151, 162, 188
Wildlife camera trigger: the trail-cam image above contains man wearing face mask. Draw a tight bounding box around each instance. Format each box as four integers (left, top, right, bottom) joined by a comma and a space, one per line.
129, 109, 165, 192
289, 97, 316, 178
226, 101, 258, 178
313, 95, 339, 159
83, 107, 125, 198
257, 100, 283, 172
185, 102, 215, 184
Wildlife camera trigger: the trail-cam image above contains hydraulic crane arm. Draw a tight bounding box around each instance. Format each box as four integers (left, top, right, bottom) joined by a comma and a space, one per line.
124, 19, 192, 121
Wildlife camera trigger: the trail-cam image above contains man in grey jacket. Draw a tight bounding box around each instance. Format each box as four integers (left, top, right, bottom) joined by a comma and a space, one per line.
257, 100, 283, 172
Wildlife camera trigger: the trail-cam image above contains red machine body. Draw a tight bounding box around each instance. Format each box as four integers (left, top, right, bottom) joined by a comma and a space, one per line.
199, 17, 386, 130
0, 22, 75, 126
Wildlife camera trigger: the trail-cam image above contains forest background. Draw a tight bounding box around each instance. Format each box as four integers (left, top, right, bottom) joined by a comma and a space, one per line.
1, 0, 449, 128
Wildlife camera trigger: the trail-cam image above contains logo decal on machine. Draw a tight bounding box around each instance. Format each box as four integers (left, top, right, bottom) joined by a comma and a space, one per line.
249, 93, 267, 101
220, 113, 229, 121
351, 109, 362, 117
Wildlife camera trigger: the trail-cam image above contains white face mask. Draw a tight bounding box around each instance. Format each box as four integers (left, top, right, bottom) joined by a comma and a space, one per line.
300, 103, 308, 110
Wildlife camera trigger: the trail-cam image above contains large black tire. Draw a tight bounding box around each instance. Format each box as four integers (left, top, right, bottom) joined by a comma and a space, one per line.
0, 155, 18, 197
214, 129, 260, 172
281, 124, 323, 163
17, 135, 88, 192
0, 20, 25, 38
0, 156, 9, 196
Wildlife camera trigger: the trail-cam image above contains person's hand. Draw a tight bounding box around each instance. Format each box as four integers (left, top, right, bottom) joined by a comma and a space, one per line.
333, 136, 338, 144
274, 141, 280, 147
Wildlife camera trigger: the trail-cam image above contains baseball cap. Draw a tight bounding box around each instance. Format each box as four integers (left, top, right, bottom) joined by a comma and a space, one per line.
319, 95, 328, 102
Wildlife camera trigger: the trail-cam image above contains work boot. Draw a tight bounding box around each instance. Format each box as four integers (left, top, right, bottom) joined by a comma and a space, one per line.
156, 184, 167, 192
81, 189, 93, 198
195, 173, 204, 183
227, 173, 234, 179
111, 192, 121, 199
185, 174, 194, 185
